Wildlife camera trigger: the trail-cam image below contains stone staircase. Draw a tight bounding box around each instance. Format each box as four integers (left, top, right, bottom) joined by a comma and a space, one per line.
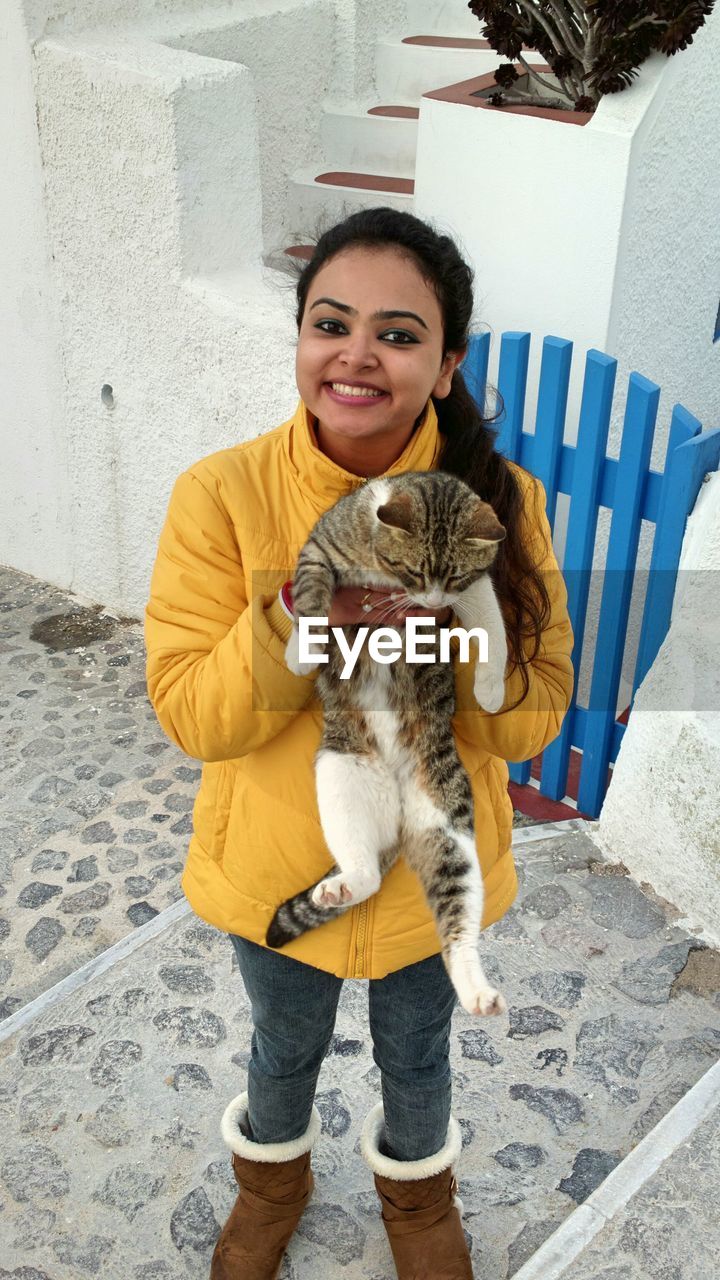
281, 7, 543, 263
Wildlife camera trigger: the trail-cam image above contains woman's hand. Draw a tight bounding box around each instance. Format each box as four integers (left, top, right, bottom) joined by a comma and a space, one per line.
327, 586, 452, 628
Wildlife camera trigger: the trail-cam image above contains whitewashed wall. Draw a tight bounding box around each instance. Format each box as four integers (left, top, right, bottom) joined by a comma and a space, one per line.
414, 13, 720, 461
0, 2, 71, 586
597, 471, 720, 946
1, 0, 435, 612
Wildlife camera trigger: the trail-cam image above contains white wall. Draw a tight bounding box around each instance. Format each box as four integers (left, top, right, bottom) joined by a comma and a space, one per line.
607, 17, 720, 470
31, 32, 301, 614
158, 1, 338, 258
414, 16, 720, 711
0, 2, 71, 586
414, 14, 720, 456
597, 471, 720, 946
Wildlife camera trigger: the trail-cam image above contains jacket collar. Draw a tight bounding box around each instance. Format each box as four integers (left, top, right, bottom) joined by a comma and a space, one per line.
282, 398, 443, 513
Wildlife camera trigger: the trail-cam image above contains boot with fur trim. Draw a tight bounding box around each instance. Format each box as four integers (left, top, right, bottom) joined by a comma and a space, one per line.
360, 1102, 473, 1280
210, 1090, 322, 1280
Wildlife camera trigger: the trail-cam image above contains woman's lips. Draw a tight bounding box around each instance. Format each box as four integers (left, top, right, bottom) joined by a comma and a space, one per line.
324, 383, 390, 406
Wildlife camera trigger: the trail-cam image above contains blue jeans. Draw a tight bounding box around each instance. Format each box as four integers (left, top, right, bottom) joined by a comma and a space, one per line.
228, 934, 458, 1161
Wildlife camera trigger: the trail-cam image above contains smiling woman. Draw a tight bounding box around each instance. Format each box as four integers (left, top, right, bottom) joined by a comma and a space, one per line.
144, 206, 574, 1280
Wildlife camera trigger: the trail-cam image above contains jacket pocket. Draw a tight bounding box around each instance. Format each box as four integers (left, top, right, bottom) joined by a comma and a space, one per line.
223, 767, 330, 907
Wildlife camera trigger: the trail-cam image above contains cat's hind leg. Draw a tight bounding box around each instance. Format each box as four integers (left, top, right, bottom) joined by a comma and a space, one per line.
312, 749, 400, 909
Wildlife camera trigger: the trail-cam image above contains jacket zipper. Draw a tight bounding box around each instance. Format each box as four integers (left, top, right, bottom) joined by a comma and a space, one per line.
353, 901, 368, 978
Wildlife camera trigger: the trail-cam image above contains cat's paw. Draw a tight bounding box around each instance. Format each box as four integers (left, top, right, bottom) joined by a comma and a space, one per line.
285, 626, 319, 677
464, 986, 507, 1017
311, 875, 355, 909
473, 666, 505, 713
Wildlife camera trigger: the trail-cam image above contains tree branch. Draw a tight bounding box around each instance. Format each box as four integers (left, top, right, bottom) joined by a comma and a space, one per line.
541, 0, 586, 61
564, 0, 589, 37
489, 90, 574, 111
517, 52, 576, 105
513, 0, 567, 58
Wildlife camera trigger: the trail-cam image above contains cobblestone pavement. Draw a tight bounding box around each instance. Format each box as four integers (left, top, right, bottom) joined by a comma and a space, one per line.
1, 564, 718, 1280
0, 566, 197, 1016
561, 1105, 719, 1280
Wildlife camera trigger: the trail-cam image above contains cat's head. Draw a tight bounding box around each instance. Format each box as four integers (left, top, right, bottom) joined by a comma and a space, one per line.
365, 471, 505, 608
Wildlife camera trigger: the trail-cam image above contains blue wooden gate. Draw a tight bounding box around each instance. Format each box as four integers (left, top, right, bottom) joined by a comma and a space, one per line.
462, 331, 720, 819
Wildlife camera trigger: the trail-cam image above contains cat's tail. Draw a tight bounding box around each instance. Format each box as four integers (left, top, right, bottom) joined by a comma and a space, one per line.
266, 866, 348, 948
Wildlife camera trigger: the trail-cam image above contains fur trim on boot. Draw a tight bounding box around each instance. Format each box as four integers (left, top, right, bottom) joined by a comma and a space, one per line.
361, 1102, 473, 1280
210, 1090, 322, 1280
220, 1090, 322, 1160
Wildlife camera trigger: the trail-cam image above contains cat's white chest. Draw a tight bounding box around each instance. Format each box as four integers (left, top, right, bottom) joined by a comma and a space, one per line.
355, 664, 410, 775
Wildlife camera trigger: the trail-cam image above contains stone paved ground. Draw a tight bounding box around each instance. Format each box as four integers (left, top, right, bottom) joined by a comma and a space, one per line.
0, 566, 196, 1016
1, 563, 719, 1280
561, 1105, 719, 1280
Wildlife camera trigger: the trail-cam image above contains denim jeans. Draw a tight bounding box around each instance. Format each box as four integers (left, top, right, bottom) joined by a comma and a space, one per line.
228, 933, 458, 1161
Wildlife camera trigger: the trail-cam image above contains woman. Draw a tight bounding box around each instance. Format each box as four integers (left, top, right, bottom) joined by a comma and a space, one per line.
144, 207, 573, 1280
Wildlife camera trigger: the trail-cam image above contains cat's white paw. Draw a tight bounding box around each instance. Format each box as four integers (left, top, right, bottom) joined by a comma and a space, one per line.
448, 949, 507, 1017
311, 868, 380, 909
311, 876, 355, 908
464, 986, 507, 1017
473, 666, 505, 713
285, 626, 319, 677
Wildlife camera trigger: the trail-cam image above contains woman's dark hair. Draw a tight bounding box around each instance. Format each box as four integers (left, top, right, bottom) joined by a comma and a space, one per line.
294, 207, 551, 707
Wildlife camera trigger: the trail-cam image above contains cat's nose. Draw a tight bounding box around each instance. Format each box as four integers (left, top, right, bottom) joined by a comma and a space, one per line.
426, 589, 445, 607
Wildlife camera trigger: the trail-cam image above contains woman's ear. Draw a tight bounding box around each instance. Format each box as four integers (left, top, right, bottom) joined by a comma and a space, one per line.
432, 346, 468, 400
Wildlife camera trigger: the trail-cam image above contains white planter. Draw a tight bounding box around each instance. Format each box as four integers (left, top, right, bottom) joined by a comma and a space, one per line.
414, 15, 720, 458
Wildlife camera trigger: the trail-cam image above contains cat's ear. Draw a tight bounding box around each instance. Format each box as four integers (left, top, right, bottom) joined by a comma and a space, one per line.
376, 493, 414, 534
466, 499, 506, 545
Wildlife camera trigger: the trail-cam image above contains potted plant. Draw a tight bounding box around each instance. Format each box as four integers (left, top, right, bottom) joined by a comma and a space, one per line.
468, 1, 715, 112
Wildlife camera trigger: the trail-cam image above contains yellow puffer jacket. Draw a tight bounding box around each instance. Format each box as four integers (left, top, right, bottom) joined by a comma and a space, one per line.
144, 397, 573, 979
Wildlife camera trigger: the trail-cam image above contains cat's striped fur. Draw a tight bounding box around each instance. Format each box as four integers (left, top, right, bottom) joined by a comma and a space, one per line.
266, 470, 508, 1016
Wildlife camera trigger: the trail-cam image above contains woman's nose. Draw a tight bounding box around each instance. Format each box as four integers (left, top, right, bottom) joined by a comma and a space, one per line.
338, 331, 378, 367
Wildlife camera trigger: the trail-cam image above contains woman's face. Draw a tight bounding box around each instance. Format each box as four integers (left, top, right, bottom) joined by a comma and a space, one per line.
295, 245, 465, 473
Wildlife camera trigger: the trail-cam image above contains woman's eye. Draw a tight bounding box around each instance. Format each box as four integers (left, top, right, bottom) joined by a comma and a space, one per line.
315, 320, 346, 334
381, 330, 417, 344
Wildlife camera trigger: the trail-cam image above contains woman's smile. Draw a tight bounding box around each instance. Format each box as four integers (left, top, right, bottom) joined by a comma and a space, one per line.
323, 380, 390, 406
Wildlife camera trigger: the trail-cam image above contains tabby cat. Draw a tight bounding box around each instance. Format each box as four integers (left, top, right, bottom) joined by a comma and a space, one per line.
266, 470, 508, 1016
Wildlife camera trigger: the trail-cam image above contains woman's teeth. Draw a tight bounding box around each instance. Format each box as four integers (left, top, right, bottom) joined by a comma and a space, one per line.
330, 383, 384, 397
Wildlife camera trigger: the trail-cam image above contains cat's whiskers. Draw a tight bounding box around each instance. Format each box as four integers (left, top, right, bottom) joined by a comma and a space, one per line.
372, 593, 413, 625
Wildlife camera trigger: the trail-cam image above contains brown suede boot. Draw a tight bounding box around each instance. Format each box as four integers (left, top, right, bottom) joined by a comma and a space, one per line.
210, 1090, 322, 1280
361, 1102, 473, 1279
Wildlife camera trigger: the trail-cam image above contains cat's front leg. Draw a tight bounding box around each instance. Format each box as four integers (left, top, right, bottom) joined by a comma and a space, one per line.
454, 575, 507, 713
311, 749, 400, 909
285, 553, 336, 677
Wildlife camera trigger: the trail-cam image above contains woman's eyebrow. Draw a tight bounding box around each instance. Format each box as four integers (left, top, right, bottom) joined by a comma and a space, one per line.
309, 296, 428, 331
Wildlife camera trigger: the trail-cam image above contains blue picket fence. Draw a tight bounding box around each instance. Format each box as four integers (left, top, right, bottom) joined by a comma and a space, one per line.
462, 331, 720, 818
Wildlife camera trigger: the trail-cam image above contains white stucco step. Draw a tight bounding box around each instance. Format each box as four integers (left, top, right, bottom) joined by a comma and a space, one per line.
287, 165, 415, 243
320, 104, 418, 176
375, 38, 504, 100
406, 1, 484, 36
